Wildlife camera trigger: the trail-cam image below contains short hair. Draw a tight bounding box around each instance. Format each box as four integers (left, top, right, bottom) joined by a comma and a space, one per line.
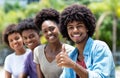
60, 4, 96, 40
34, 8, 60, 30
2, 24, 18, 46
17, 18, 40, 35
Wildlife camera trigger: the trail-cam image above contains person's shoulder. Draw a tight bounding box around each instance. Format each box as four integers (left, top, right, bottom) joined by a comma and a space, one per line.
64, 43, 75, 53
35, 44, 46, 50
92, 40, 112, 56
94, 40, 108, 47
5, 52, 15, 61
26, 48, 31, 52
92, 40, 111, 54
34, 44, 46, 55
27, 51, 32, 57
64, 43, 75, 49
6, 52, 15, 58
24, 48, 31, 56
25, 52, 32, 62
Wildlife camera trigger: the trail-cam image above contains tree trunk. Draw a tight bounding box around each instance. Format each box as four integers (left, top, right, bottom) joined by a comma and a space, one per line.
112, 13, 117, 64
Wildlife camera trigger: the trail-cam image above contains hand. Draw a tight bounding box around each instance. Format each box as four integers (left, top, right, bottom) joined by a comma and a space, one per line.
56, 44, 75, 68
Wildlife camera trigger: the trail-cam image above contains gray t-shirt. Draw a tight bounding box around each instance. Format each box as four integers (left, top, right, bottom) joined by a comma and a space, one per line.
34, 44, 75, 78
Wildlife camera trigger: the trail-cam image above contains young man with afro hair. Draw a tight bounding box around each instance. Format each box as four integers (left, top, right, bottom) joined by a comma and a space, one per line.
56, 4, 115, 78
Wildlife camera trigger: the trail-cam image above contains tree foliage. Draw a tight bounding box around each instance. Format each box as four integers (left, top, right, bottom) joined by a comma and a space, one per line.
0, 0, 120, 50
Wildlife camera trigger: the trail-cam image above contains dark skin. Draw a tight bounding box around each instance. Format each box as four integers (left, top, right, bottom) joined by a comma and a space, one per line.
36, 64, 43, 78
6, 32, 26, 78
45, 42, 62, 63
18, 29, 41, 78
42, 20, 62, 63
36, 20, 63, 78
56, 21, 89, 78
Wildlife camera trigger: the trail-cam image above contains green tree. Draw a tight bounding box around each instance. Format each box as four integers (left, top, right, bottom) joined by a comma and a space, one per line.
88, 0, 120, 64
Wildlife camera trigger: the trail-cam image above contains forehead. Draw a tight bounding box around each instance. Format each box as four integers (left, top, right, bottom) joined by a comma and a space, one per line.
67, 21, 84, 26
8, 32, 21, 39
42, 20, 57, 29
22, 29, 38, 36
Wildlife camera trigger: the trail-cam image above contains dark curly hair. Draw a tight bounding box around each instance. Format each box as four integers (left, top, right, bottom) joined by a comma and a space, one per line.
17, 18, 40, 35
60, 4, 96, 40
2, 24, 18, 46
34, 8, 60, 30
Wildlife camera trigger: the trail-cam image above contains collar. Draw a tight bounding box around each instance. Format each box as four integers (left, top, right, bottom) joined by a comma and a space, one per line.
83, 37, 93, 56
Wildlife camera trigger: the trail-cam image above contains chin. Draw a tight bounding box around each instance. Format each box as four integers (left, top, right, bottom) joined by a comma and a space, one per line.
74, 40, 82, 44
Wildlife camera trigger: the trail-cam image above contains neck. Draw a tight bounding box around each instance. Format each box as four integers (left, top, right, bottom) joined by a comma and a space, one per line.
15, 47, 26, 55
76, 37, 88, 55
47, 41, 62, 53
32, 43, 40, 52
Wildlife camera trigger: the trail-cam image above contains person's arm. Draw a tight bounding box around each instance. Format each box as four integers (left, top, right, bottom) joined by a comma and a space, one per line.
5, 71, 11, 78
56, 45, 88, 78
33, 46, 44, 78
36, 64, 44, 78
4, 55, 12, 78
18, 73, 27, 78
72, 61, 88, 78
19, 57, 28, 78
56, 52, 88, 78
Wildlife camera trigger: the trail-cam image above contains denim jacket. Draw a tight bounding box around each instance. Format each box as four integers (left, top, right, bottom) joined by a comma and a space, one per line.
60, 37, 115, 78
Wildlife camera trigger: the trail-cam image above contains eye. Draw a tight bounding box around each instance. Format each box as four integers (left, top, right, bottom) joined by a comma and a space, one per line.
15, 36, 20, 40
9, 39, 13, 42
29, 34, 35, 39
67, 26, 74, 30
23, 36, 27, 40
76, 24, 84, 29
42, 30, 47, 33
49, 26, 55, 31
76, 25, 82, 29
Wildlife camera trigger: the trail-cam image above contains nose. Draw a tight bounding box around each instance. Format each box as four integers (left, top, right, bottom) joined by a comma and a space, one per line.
47, 31, 52, 35
73, 27, 78, 32
26, 38, 32, 43
13, 40, 17, 43
12, 40, 18, 45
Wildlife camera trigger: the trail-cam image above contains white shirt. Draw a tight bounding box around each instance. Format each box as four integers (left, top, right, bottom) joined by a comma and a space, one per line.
4, 49, 30, 78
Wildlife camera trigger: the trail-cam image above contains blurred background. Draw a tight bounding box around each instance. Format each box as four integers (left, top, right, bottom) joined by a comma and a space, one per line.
0, 0, 120, 77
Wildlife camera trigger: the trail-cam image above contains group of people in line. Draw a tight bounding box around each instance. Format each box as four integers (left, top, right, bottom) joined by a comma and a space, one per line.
2, 4, 115, 78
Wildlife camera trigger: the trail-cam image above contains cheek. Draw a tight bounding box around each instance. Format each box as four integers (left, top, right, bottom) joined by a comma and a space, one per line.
18, 39, 24, 45
35, 38, 40, 43
67, 30, 72, 36
9, 43, 13, 48
23, 40, 27, 44
43, 34, 49, 40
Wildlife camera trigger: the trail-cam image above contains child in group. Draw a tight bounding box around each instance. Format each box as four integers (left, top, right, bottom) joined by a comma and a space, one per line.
34, 8, 75, 78
17, 18, 41, 78
3, 24, 30, 78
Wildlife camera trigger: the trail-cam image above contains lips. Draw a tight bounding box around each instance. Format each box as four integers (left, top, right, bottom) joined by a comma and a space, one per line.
14, 44, 19, 48
48, 35, 56, 40
27, 43, 33, 46
73, 34, 80, 37
72, 32, 82, 38
71, 33, 82, 41
72, 34, 79, 38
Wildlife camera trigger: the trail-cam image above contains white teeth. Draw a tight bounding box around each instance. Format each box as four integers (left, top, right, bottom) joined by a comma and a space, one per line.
27, 43, 33, 46
73, 34, 80, 37
49, 36, 54, 39
14, 44, 18, 47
